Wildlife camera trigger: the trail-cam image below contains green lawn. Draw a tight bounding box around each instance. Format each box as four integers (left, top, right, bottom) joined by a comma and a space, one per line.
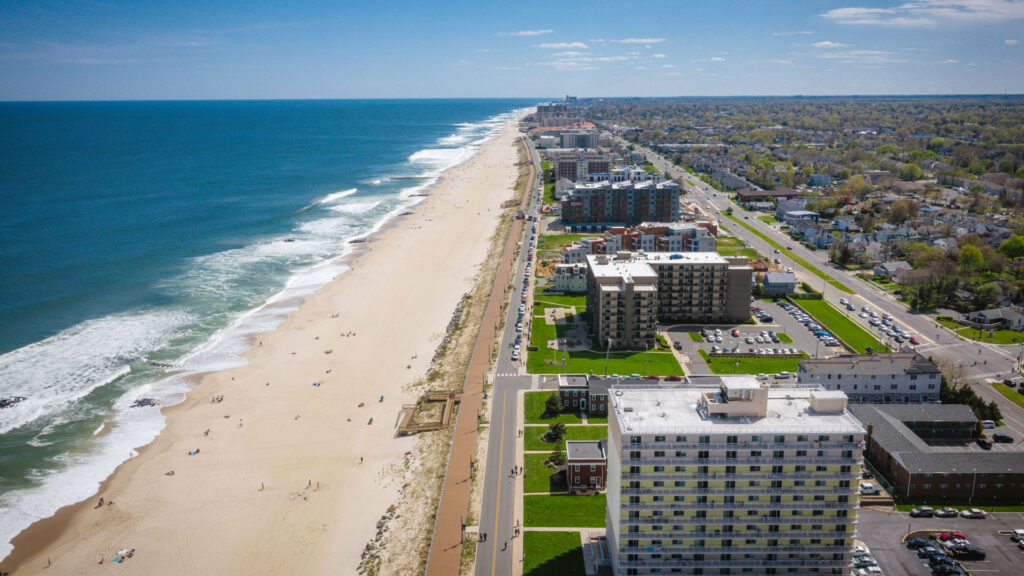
524, 425, 608, 452
537, 234, 597, 252
525, 494, 607, 527
778, 333, 794, 343
726, 214, 854, 294
992, 382, 1024, 411
795, 299, 890, 354
688, 332, 705, 342
757, 215, 776, 224
525, 453, 564, 493
533, 292, 587, 308
524, 532, 586, 576
698, 350, 805, 375
525, 391, 584, 424
544, 182, 557, 204
528, 346, 683, 376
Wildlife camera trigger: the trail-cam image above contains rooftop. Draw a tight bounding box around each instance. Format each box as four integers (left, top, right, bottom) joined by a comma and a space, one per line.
846, 404, 1024, 474
610, 384, 865, 436
567, 440, 607, 461
799, 353, 940, 376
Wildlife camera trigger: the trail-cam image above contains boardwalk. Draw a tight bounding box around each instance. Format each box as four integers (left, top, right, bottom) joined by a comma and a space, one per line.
424, 137, 533, 576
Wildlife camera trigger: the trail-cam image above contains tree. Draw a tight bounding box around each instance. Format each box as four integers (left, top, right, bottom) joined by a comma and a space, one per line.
839, 174, 872, 198
972, 283, 999, 311
898, 163, 924, 181
958, 244, 983, 274
549, 446, 566, 467
999, 234, 1024, 259
547, 422, 566, 442
544, 393, 563, 417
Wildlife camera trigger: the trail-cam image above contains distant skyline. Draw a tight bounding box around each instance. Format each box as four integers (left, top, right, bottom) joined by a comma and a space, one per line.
2, 0, 1023, 100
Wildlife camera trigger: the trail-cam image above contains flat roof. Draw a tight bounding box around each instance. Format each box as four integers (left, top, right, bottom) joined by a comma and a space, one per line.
567, 440, 606, 461
611, 386, 865, 435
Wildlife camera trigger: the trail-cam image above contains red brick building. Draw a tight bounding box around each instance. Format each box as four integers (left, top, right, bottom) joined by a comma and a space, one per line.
560, 180, 681, 225
566, 440, 607, 493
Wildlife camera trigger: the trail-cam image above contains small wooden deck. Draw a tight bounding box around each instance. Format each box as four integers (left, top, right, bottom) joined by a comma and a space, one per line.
396, 391, 462, 434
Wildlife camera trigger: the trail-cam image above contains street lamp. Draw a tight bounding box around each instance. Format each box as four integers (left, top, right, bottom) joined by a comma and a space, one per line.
970, 469, 977, 504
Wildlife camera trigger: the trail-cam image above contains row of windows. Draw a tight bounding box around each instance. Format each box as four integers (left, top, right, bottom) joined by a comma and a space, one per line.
626, 510, 849, 519
627, 494, 848, 504
627, 480, 852, 489
630, 434, 855, 444
626, 450, 853, 459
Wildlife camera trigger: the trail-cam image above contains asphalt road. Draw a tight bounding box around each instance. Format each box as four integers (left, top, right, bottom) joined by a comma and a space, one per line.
475, 137, 546, 576
630, 138, 1024, 439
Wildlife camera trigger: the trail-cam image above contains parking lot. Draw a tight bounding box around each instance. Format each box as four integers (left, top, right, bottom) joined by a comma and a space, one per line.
857, 508, 1024, 576
665, 299, 843, 367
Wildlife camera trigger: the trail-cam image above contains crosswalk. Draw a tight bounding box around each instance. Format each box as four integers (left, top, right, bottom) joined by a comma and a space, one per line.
495, 372, 518, 378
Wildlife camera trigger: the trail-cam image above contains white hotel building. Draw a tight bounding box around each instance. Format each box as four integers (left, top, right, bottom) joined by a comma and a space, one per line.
606, 378, 865, 575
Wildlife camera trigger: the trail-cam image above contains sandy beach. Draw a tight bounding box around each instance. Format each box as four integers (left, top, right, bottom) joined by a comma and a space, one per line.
0, 117, 524, 575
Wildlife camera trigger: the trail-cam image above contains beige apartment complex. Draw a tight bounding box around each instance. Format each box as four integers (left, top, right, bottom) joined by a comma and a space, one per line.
606, 379, 865, 575
585, 252, 753, 348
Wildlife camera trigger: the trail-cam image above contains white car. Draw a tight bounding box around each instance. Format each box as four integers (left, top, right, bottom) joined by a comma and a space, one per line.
859, 482, 881, 495
840, 298, 849, 305
1011, 529, 1024, 542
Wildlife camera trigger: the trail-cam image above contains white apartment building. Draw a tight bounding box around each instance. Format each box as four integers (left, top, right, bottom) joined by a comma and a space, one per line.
550, 263, 588, 293
796, 353, 941, 404
607, 378, 864, 575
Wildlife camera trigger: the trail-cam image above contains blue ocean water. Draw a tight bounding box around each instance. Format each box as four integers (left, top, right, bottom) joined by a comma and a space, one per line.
0, 99, 536, 558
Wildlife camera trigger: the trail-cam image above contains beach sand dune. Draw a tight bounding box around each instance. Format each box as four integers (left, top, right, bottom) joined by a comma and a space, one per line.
1, 118, 523, 575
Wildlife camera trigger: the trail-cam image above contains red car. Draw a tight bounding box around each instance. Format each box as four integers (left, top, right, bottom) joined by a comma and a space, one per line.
664, 375, 682, 381
909, 337, 920, 345
644, 375, 659, 380
939, 531, 967, 541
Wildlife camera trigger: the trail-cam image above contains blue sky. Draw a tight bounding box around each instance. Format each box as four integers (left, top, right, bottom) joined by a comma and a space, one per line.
1, 0, 1022, 100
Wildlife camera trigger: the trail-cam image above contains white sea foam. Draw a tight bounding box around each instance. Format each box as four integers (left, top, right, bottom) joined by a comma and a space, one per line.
0, 313, 189, 435
0, 106, 523, 562
316, 188, 358, 205
327, 200, 381, 214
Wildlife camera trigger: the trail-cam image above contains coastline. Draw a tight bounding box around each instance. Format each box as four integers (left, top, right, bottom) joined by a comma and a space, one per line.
0, 115, 526, 575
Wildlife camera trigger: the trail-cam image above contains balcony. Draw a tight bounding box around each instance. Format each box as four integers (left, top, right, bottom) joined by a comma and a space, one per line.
622, 501, 855, 512
619, 441, 864, 451
617, 471, 855, 481
621, 456, 858, 467
620, 486, 858, 497
621, 516, 856, 527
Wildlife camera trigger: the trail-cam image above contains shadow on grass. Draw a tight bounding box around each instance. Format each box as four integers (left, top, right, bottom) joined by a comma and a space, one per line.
524, 532, 586, 576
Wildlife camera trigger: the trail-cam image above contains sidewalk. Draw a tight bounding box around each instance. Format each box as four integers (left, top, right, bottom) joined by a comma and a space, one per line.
424, 137, 533, 576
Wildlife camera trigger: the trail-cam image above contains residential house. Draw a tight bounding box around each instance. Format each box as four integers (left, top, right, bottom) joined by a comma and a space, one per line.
874, 261, 912, 279
565, 440, 607, 493
762, 272, 796, 295
966, 307, 1024, 331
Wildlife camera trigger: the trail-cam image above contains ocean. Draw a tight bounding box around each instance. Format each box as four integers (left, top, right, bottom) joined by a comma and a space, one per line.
0, 98, 537, 559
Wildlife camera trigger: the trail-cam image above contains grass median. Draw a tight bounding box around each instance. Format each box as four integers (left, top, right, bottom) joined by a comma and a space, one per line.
795, 299, 889, 354
992, 382, 1024, 411
726, 214, 854, 294
698, 349, 805, 375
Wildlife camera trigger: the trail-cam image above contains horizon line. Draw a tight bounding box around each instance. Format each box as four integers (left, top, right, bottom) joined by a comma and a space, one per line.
2, 93, 1024, 104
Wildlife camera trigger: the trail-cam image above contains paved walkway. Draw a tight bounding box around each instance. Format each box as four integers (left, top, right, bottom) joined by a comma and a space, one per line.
424, 137, 533, 576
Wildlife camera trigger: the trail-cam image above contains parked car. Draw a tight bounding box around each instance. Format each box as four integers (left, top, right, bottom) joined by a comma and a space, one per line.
909, 337, 920, 345
664, 375, 682, 382
939, 531, 967, 541
993, 433, 1014, 443
950, 545, 986, 560
852, 555, 877, 568
981, 420, 996, 429
977, 437, 993, 450
934, 507, 959, 518
960, 508, 986, 519
859, 482, 881, 495
905, 537, 930, 550
910, 506, 934, 518
1010, 528, 1024, 542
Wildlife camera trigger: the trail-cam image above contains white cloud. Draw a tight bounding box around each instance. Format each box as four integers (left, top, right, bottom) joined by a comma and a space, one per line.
773, 31, 814, 36
812, 41, 847, 48
1008, 39, 1021, 45
815, 49, 906, 64
661, 64, 675, 68
475, 48, 493, 53
498, 29, 553, 37
453, 59, 470, 66
636, 66, 647, 70
940, 58, 960, 63
553, 51, 588, 58
538, 60, 598, 71
616, 38, 666, 44
710, 56, 726, 62
768, 59, 794, 65
822, 1, 1024, 28
534, 42, 588, 49
492, 66, 520, 70
651, 53, 667, 58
